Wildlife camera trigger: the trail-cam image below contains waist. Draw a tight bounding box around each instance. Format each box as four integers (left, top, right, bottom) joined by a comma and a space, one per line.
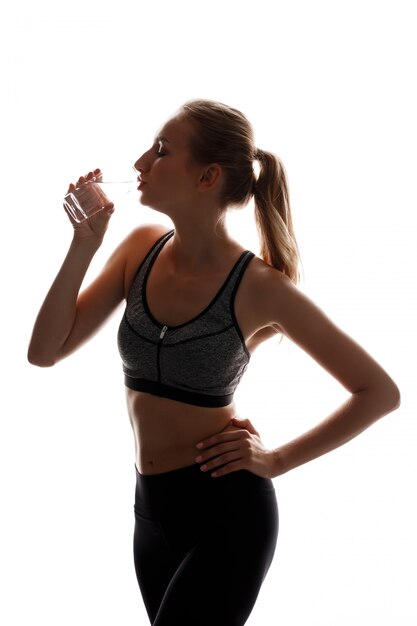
126, 388, 237, 475
135, 463, 275, 507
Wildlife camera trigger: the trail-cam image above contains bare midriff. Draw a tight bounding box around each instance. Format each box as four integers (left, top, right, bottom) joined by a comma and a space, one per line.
125, 388, 241, 475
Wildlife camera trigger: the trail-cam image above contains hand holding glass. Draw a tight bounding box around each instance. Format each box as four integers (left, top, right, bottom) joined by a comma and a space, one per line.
63, 168, 137, 223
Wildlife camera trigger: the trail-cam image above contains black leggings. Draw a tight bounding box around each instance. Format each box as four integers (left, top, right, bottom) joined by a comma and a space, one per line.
133, 464, 278, 626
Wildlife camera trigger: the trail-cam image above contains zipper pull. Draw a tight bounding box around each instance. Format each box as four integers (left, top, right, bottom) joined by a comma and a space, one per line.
159, 325, 168, 340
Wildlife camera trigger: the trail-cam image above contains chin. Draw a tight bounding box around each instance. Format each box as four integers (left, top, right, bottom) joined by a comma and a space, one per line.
138, 195, 154, 209
139, 197, 168, 216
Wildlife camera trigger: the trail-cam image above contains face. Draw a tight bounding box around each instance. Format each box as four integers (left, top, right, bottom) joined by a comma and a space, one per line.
133, 115, 203, 215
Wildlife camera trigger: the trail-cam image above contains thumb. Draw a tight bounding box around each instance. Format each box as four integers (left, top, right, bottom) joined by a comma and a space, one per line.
231, 417, 260, 437
96, 201, 115, 223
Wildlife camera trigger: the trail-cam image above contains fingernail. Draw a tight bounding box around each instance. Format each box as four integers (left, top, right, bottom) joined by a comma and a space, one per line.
195, 456, 202, 463
200, 465, 207, 471
196, 442, 203, 449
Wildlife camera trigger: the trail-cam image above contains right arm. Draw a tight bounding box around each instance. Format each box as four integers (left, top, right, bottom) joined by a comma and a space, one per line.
28, 232, 123, 366
27, 179, 124, 366
28, 171, 166, 366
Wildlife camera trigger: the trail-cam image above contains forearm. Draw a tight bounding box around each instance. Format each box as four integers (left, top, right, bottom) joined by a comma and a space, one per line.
272, 382, 400, 477
28, 236, 101, 366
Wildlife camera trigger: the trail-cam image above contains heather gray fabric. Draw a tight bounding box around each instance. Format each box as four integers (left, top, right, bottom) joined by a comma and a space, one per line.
117, 230, 254, 407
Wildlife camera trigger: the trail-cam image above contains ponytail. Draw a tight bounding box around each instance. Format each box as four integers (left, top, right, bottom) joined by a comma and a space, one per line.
179, 99, 301, 283
253, 149, 301, 284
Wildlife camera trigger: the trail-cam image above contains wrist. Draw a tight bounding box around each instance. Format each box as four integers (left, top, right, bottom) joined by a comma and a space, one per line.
71, 232, 103, 253
270, 447, 288, 478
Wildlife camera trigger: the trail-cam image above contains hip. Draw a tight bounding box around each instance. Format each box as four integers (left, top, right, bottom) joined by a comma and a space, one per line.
134, 463, 278, 549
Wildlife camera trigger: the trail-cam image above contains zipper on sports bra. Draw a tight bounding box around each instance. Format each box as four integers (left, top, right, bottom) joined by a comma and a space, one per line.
157, 325, 168, 382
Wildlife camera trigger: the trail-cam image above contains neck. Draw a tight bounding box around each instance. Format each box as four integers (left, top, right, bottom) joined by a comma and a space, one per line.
168, 214, 233, 271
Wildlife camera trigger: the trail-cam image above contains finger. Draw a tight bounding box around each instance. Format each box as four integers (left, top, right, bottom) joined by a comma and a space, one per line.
94, 202, 115, 222
195, 441, 241, 464
211, 460, 245, 478
231, 417, 260, 437
199, 450, 244, 474
103, 202, 115, 217
196, 430, 247, 450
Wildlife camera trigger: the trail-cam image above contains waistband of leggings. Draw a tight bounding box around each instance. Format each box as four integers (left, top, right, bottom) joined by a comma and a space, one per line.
134, 463, 273, 491
135, 463, 205, 484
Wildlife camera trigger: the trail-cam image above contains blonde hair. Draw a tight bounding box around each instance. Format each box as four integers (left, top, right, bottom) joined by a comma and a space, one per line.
180, 99, 301, 284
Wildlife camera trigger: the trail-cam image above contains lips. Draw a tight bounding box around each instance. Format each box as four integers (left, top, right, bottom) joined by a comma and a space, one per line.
137, 180, 147, 190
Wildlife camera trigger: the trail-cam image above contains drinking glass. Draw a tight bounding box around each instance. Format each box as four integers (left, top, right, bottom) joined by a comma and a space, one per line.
63, 168, 138, 223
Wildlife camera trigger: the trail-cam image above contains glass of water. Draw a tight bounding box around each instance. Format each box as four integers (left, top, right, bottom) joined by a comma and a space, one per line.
63, 168, 138, 223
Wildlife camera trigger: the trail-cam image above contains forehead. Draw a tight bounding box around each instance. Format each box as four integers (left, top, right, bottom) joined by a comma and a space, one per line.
156, 115, 191, 146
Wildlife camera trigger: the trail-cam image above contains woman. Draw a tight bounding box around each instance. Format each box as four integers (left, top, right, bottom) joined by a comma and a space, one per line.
28, 99, 400, 625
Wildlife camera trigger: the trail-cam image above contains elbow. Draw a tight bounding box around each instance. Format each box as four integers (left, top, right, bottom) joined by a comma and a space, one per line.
355, 376, 401, 417
376, 377, 401, 415
388, 382, 401, 412
27, 347, 56, 368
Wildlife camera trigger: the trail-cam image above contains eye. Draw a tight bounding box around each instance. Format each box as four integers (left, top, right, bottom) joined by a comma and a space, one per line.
156, 141, 166, 157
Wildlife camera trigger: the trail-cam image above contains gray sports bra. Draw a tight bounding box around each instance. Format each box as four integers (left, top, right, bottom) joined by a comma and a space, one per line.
117, 230, 254, 407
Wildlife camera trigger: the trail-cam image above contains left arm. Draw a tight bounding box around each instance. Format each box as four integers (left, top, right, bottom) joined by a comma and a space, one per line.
195, 271, 400, 478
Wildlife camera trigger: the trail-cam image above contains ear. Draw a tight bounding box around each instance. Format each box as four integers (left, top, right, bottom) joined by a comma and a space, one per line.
197, 164, 222, 192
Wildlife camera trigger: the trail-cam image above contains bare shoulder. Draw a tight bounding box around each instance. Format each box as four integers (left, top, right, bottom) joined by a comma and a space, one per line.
241, 255, 294, 326
241, 253, 345, 344
118, 223, 172, 297
118, 223, 171, 259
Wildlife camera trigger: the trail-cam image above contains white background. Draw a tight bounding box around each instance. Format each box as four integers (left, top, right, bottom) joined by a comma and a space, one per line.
1, 1, 416, 624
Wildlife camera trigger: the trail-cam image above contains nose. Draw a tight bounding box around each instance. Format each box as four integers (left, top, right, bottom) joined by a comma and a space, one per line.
133, 159, 142, 175
133, 150, 151, 175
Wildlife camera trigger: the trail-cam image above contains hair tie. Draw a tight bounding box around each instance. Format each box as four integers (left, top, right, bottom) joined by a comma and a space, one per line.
254, 148, 265, 162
